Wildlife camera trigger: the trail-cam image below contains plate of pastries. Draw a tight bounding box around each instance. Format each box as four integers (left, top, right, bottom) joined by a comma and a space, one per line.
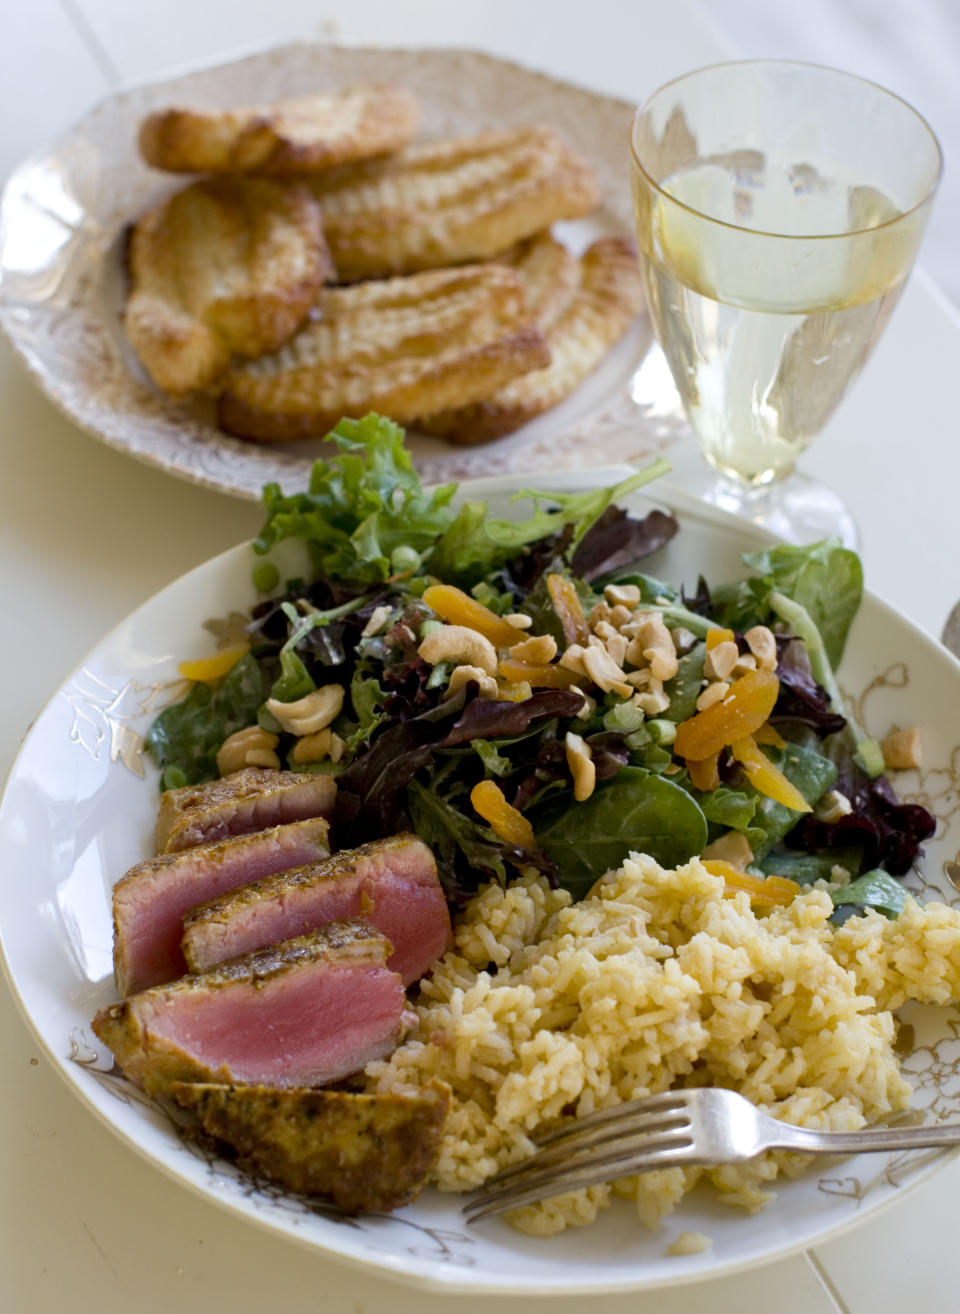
0, 41, 681, 496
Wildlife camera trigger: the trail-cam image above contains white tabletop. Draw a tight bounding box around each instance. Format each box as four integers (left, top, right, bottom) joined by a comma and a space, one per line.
2, 3, 959, 1311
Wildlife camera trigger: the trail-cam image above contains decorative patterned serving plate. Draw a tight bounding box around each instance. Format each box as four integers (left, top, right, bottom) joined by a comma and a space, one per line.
0, 41, 687, 499
1, 467, 960, 1293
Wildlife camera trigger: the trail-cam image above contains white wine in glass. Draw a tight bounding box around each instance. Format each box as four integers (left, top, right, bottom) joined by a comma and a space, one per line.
631, 62, 942, 544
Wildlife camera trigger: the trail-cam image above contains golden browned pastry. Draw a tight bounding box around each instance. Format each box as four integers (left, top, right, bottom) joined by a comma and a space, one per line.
418, 235, 644, 444
217, 263, 550, 442
124, 176, 332, 395
138, 84, 420, 175
306, 127, 600, 280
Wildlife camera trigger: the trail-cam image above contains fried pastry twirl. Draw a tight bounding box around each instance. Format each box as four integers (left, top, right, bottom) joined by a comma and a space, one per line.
307, 126, 600, 280
218, 264, 550, 442
138, 84, 420, 175
420, 235, 644, 444
124, 176, 332, 396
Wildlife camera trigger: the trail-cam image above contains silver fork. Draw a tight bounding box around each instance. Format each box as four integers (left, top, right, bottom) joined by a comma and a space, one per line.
463, 1088, 960, 1221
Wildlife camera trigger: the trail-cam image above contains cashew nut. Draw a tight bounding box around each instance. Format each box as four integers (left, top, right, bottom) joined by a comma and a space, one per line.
504, 613, 533, 630
744, 625, 777, 671
608, 604, 634, 629
635, 615, 679, 682
696, 680, 729, 712
632, 681, 670, 715
604, 583, 641, 609
418, 624, 498, 675
702, 831, 754, 870
605, 632, 628, 668
361, 604, 393, 638
565, 731, 596, 802
446, 664, 500, 699
881, 726, 923, 770
509, 633, 557, 664
291, 727, 333, 764
217, 726, 280, 776
704, 640, 739, 681
582, 643, 632, 697
266, 684, 345, 736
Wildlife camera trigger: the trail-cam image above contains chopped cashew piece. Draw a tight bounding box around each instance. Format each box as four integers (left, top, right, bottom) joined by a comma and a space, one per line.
328, 731, 346, 764
605, 632, 628, 667
565, 731, 596, 802
732, 652, 757, 677
446, 664, 500, 699
582, 644, 633, 697
704, 640, 739, 681
701, 831, 754, 871
744, 625, 777, 671
604, 583, 641, 608
361, 604, 393, 638
608, 604, 633, 629
636, 615, 679, 682
504, 613, 533, 629
509, 634, 557, 664
881, 726, 923, 770
266, 684, 345, 736
559, 643, 588, 675
418, 624, 498, 675
217, 726, 280, 776
696, 680, 729, 712
633, 686, 670, 715
671, 627, 698, 654
588, 601, 612, 628
291, 727, 333, 764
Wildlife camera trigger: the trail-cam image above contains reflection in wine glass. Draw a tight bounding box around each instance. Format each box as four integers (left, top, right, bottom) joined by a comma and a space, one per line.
631, 62, 942, 546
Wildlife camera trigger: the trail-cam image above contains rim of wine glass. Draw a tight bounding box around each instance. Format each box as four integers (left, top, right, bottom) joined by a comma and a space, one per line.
629, 58, 944, 242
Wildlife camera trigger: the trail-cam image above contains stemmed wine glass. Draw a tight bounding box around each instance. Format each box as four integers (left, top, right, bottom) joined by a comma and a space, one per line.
630, 61, 941, 547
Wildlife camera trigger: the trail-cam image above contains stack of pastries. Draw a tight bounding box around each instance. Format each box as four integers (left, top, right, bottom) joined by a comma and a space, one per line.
125, 84, 644, 446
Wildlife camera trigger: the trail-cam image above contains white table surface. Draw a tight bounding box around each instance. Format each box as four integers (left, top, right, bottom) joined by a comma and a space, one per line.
2, 3, 959, 1311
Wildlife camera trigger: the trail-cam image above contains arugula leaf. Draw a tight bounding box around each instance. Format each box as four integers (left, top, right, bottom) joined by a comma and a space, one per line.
428, 460, 671, 584
831, 869, 908, 920
253, 414, 458, 586
532, 767, 708, 899
741, 539, 863, 669
473, 739, 514, 778
146, 653, 266, 787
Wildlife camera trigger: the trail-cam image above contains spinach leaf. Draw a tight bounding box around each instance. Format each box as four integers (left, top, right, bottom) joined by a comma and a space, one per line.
741, 539, 863, 669
663, 644, 706, 722
146, 653, 266, 787
831, 869, 907, 920
532, 767, 708, 899
757, 847, 862, 885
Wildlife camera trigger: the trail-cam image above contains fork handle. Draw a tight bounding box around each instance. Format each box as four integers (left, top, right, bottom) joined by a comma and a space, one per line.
770, 1122, 960, 1155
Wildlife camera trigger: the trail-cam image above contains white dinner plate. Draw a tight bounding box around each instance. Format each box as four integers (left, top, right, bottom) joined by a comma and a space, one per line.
2, 467, 960, 1294
0, 40, 688, 500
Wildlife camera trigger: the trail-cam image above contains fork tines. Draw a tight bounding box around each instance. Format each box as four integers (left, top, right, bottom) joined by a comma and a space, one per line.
463, 1092, 696, 1222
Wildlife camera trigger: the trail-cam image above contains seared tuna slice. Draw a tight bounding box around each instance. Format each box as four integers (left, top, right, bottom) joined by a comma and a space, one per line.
93, 921, 405, 1094
113, 816, 330, 996
169, 1079, 450, 1212
181, 833, 451, 985
155, 767, 337, 853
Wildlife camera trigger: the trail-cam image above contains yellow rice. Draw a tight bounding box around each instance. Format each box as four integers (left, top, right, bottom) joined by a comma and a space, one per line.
364, 855, 960, 1235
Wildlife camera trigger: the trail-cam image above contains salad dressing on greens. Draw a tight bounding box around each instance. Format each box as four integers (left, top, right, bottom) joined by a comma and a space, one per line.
147, 413, 933, 919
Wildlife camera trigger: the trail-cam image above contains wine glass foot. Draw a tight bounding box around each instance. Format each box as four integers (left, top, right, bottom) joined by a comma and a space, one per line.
662, 446, 860, 550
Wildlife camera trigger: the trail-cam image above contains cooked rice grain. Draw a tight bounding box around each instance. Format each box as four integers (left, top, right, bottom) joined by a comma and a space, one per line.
364, 856, 960, 1235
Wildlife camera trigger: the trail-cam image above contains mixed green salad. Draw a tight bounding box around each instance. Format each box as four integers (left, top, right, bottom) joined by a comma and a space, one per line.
147, 414, 934, 922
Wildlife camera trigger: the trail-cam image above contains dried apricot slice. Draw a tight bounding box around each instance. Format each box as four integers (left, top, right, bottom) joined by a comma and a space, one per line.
498, 658, 581, 689
705, 626, 735, 652
703, 859, 801, 907
178, 643, 249, 682
470, 780, 536, 849
687, 752, 720, 792
730, 735, 812, 812
674, 668, 779, 761
422, 584, 520, 647
546, 574, 589, 646
753, 722, 786, 749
